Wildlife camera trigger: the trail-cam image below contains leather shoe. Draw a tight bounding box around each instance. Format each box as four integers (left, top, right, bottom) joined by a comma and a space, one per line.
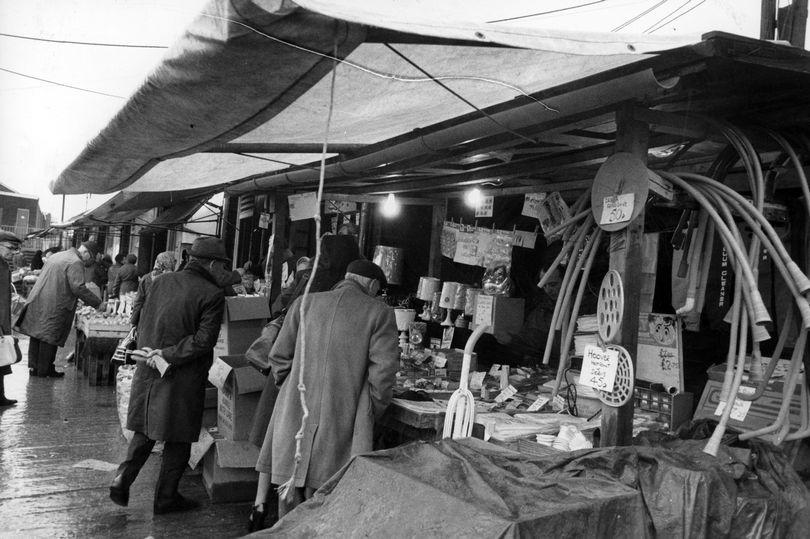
37, 368, 65, 378
0, 397, 17, 407
248, 502, 277, 532
109, 475, 129, 507
154, 494, 200, 515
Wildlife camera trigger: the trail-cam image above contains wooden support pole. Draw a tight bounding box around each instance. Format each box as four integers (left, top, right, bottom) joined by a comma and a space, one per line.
269, 193, 289, 305
428, 201, 447, 278
600, 104, 649, 447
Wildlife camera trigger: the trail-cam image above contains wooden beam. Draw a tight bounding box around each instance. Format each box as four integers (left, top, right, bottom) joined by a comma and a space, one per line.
428, 201, 447, 278
204, 143, 366, 154
269, 193, 289, 305
321, 193, 444, 206
600, 104, 649, 447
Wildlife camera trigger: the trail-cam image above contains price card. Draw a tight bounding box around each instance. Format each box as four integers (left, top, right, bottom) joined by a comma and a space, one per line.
513, 230, 538, 249
552, 394, 566, 412
474, 294, 494, 327
488, 363, 502, 377
580, 345, 620, 391
527, 396, 550, 412
714, 386, 755, 421
469, 371, 486, 390
505, 399, 521, 410
494, 384, 517, 403
441, 327, 454, 349
432, 354, 447, 368
288, 192, 319, 221
522, 192, 546, 219
600, 193, 634, 225
475, 196, 494, 217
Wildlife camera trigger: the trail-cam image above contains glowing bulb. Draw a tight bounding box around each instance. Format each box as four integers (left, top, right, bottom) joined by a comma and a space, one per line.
381, 193, 401, 218
465, 187, 483, 208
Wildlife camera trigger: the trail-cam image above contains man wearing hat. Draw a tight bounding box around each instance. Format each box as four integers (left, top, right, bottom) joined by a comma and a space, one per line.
15, 241, 105, 377
110, 236, 231, 515
0, 231, 23, 405
251, 258, 398, 522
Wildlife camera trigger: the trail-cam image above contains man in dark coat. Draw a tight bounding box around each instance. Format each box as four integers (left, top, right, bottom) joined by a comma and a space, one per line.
110, 237, 230, 514
15, 241, 104, 377
0, 231, 23, 406
112, 253, 139, 296
253, 259, 398, 521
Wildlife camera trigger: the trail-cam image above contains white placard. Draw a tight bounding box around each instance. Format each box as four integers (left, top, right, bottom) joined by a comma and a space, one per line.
475, 196, 494, 217
441, 327, 454, 349
600, 193, 634, 225
513, 230, 538, 249
580, 345, 620, 391
715, 386, 755, 421
474, 294, 494, 326
432, 353, 447, 369
494, 384, 517, 403
288, 192, 319, 221
552, 394, 566, 411
527, 396, 549, 412
258, 212, 271, 229
522, 193, 546, 219
488, 363, 502, 377
469, 371, 486, 390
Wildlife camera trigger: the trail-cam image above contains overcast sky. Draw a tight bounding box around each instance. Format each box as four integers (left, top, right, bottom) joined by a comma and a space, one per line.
0, 0, 785, 221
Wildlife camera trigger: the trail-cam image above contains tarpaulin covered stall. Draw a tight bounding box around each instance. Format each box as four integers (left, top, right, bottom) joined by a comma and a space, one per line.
258, 437, 810, 538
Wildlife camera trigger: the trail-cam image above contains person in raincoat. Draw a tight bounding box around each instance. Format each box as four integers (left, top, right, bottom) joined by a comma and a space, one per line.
15, 241, 104, 377
109, 237, 230, 515
0, 231, 23, 406
251, 259, 398, 525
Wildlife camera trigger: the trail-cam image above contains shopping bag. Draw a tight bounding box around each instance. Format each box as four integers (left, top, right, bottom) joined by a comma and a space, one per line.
111, 326, 137, 363
0, 334, 21, 367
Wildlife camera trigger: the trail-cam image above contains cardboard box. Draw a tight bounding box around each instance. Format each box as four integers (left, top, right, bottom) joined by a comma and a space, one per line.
471, 296, 524, 335
434, 348, 477, 381
202, 435, 259, 503
213, 296, 271, 358
208, 355, 267, 440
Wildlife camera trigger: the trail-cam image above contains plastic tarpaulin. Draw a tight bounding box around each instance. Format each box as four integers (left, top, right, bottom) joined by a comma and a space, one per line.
258, 435, 810, 538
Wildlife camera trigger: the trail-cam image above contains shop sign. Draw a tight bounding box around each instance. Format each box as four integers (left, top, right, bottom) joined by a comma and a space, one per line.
288, 192, 318, 221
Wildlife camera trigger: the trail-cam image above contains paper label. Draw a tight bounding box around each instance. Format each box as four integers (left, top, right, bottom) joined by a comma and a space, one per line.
715, 386, 755, 421
488, 363, 501, 377
469, 371, 486, 390
513, 230, 537, 249
288, 192, 319, 221
580, 345, 619, 391
494, 384, 517, 403
432, 353, 448, 369
552, 394, 566, 411
474, 294, 494, 327
475, 196, 494, 217
441, 327, 454, 349
527, 396, 550, 412
522, 193, 546, 219
505, 399, 521, 410
258, 212, 271, 229
600, 193, 634, 225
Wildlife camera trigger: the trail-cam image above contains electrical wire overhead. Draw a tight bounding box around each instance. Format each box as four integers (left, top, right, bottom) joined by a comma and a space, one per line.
0, 31, 168, 48
0, 66, 125, 99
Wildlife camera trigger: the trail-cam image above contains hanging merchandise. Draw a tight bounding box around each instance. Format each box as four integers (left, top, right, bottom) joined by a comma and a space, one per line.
479, 228, 515, 269
521, 192, 546, 219
474, 196, 494, 218
372, 245, 404, 286
597, 270, 624, 343
513, 229, 538, 249
453, 227, 479, 266
591, 152, 649, 231
440, 221, 459, 258
636, 313, 684, 394
596, 345, 635, 407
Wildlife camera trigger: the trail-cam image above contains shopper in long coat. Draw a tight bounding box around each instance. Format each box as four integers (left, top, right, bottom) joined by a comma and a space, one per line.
111, 238, 229, 515
16, 242, 103, 376
0, 231, 23, 406
259, 260, 398, 516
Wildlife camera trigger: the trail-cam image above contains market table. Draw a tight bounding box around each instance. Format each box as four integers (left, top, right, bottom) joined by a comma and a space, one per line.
380, 398, 447, 443
74, 315, 131, 386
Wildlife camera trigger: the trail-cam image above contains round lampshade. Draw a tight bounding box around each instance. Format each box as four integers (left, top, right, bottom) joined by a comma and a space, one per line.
453, 284, 469, 310
417, 277, 441, 301
439, 282, 460, 308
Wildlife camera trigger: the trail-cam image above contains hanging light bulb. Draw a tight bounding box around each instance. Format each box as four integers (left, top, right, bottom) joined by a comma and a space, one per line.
465, 187, 483, 208
381, 193, 401, 218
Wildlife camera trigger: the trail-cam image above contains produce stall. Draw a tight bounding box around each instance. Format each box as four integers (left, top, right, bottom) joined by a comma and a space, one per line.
74, 304, 132, 386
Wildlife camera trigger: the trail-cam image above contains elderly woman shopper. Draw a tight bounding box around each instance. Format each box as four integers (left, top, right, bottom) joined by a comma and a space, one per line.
131, 251, 176, 327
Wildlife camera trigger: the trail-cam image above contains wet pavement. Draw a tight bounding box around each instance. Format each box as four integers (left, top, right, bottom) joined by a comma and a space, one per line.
0, 335, 248, 538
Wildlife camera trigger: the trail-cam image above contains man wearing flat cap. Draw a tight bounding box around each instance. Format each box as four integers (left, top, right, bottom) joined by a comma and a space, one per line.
255, 258, 398, 519
15, 240, 105, 378
0, 231, 23, 405
111, 236, 231, 515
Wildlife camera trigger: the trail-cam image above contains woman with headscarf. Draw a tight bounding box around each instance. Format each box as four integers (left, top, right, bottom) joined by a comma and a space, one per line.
247, 234, 359, 531
130, 251, 176, 327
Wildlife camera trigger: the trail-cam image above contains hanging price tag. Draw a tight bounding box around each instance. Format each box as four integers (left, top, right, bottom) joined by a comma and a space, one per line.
600, 193, 634, 225
475, 196, 494, 217
580, 345, 620, 391
474, 294, 494, 327
258, 212, 271, 229
288, 192, 319, 221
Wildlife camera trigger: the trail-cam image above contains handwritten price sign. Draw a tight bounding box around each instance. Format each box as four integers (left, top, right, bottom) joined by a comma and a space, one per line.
600, 193, 634, 226
580, 345, 619, 391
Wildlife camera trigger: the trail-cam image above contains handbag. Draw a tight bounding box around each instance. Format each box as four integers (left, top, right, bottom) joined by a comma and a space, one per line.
0, 328, 22, 367
111, 326, 138, 363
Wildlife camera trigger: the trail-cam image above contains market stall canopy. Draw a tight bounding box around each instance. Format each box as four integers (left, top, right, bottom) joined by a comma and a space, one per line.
52, 0, 733, 196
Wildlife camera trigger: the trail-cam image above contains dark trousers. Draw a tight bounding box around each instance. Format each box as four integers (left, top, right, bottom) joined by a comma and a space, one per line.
116, 431, 191, 502
28, 337, 58, 375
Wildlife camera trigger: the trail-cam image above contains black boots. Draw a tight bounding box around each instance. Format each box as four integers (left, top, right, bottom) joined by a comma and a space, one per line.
154, 494, 200, 515
109, 474, 129, 507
